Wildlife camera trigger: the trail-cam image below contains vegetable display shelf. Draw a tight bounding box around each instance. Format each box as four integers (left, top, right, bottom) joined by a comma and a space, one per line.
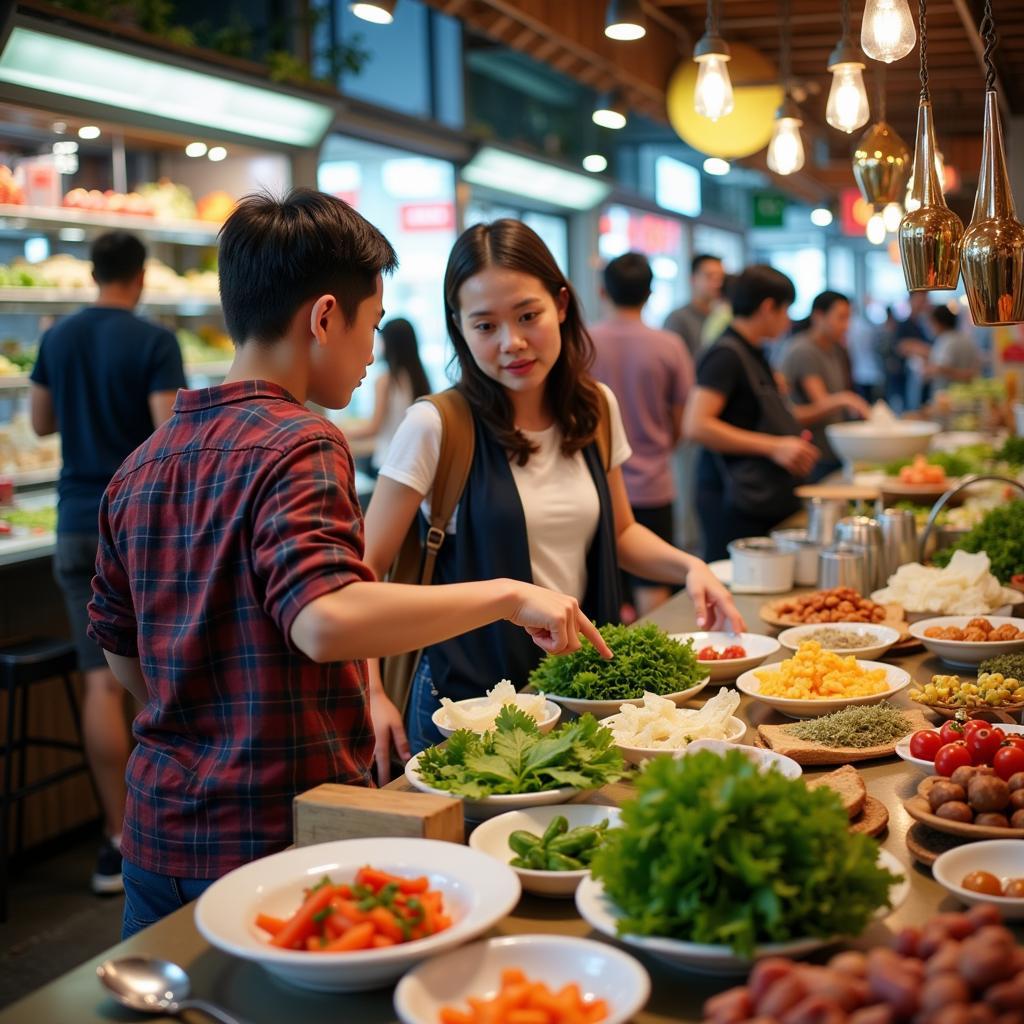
0, 362, 233, 391
0, 288, 220, 315
0, 204, 220, 245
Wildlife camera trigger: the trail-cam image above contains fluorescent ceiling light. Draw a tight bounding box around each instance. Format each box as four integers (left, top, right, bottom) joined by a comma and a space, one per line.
0, 27, 333, 147
77, 125, 100, 139
702, 157, 730, 176
185, 142, 208, 158
462, 147, 612, 211
582, 154, 608, 173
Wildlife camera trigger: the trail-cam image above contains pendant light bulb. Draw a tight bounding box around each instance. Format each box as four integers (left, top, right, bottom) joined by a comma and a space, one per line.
860, 0, 916, 64
826, 62, 871, 133
883, 201, 903, 232
605, 0, 646, 41
349, 0, 396, 25
693, 51, 734, 121
867, 213, 887, 244
767, 112, 805, 176
592, 91, 628, 130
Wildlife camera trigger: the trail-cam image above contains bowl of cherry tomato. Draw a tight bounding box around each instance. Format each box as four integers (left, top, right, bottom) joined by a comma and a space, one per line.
932, 840, 1024, 919
896, 719, 1024, 777
671, 632, 781, 681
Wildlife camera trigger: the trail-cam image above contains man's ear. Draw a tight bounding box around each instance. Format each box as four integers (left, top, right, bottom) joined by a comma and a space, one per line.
309, 294, 337, 346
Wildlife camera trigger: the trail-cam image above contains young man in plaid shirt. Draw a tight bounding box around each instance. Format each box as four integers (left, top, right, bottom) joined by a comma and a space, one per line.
88, 190, 610, 937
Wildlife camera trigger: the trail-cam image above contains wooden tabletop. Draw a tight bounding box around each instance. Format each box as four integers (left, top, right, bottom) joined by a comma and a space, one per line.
0, 587, 1000, 1024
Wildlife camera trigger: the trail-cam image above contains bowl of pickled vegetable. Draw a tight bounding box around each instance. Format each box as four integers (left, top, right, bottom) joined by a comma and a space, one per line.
468, 805, 621, 898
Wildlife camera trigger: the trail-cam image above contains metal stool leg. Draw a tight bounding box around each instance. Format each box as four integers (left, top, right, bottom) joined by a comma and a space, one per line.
14, 675, 29, 860
61, 672, 101, 811
1, 682, 18, 922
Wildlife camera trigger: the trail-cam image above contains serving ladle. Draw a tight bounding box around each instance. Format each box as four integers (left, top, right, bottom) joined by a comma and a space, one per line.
97, 956, 246, 1024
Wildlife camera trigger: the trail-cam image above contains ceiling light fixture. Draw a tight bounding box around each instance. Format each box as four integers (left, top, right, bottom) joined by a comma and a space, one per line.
867, 212, 887, 244
861, 0, 916, 64
811, 207, 834, 226
703, 156, 730, 175
592, 92, 628, 130
826, 0, 870, 133
882, 201, 903, 232
207, 146, 227, 162
582, 154, 608, 173
604, 0, 646, 41
185, 142, 208, 158
693, 0, 734, 122
766, 1, 804, 176
78, 125, 100, 139
349, 0, 396, 24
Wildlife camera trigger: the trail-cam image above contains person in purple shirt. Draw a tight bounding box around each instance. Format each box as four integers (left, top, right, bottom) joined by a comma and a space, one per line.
590, 253, 693, 614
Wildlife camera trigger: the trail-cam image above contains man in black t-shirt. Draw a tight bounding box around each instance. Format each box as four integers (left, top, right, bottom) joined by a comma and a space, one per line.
684, 265, 819, 561
30, 232, 186, 895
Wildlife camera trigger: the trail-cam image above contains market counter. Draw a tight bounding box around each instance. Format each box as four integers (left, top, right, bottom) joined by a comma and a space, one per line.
0, 587, 1000, 1024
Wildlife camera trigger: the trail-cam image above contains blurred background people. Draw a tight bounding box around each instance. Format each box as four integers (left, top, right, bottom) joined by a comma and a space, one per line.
896, 292, 937, 411
925, 303, 983, 393
663, 254, 724, 359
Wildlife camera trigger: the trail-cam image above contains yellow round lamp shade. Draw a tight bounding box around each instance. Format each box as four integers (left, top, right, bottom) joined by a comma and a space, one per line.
667, 43, 785, 158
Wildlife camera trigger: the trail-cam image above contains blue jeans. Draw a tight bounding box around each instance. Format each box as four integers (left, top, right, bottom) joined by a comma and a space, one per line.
405, 657, 445, 754
122, 859, 215, 939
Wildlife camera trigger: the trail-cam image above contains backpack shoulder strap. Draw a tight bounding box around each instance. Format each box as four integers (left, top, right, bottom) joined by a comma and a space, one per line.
593, 383, 612, 473
417, 389, 475, 584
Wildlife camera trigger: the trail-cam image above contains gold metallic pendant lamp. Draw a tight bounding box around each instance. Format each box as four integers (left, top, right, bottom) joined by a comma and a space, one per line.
898, 0, 963, 291
851, 66, 910, 208
960, 0, 1024, 325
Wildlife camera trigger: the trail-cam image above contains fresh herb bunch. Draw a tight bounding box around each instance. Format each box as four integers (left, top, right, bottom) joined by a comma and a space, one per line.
416, 706, 625, 799
590, 750, 899, 957
932, 500, 1024, 582
786, 702, 911, 748
997, 437, 1024, 467
527, 622, 708, 700
978, 652, 1024, 680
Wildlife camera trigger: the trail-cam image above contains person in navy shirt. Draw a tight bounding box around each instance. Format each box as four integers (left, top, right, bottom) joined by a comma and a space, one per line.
30, 231, 186, 895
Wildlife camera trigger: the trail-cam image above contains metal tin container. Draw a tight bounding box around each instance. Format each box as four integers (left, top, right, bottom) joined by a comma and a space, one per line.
876, 507, 918, 578
727, 537, 796, 593
835, 516, 887, 590
805, 498, 848, 547
818, 543, 871, 595
770, 528, 822, 586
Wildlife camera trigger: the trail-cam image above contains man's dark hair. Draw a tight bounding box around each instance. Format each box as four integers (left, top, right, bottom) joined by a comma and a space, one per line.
932, 304, 958, 331
811, 290, 850, 316
730, 264, 796, 317
91, 232, 146, 284
218, 188, 398, 345
602, 252, 652, 308
691, 253, 722, 276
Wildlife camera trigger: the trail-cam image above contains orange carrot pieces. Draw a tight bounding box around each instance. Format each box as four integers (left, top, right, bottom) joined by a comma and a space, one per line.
269, 883, 336, 949
439, 971, 607, 1024
322, 920, 375, 952
254, 913, 286, 936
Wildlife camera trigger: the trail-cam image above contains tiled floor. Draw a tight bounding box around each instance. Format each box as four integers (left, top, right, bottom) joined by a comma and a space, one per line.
0, 830, 123, 1009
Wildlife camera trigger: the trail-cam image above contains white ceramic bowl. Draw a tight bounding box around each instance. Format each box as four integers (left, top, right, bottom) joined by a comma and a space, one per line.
895, 722, 1024, 770
193, 837, 521, 992
932, 840, 1024, 920
537, 676, 710, 720
736, 661, 911, 719
404, 752, 579, 820
603, 714, 747, 766
728, 537, 796, 593
468, 804, 622, 898
826, 420, 941, 464
575, 848, 908, 974
670, 632, 781, 681
909, 615, 1024, 668
431, 697, 562, 739
393, 934, 651, 1024
681, 737, 802, 778
778, 623, 902, 661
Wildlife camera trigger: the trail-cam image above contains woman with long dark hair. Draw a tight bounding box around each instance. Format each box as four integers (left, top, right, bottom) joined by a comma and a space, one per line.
363, 220, 742, 753
347, 317, 431, 471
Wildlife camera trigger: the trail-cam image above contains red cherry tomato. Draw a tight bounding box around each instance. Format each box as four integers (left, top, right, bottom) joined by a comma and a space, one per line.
939, 721, 966, 746
908, 730, 945, 761
961, 719, 991, 739
967, 726, 1006, 766
994, 744, 1024, 781
697, 646, 719, 661
721, 645, 747, 659
934, 741, 974, 777
1001, 735, 1024, 752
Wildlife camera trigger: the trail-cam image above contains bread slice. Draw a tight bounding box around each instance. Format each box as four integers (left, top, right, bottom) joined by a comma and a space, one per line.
805, 765, 867, 820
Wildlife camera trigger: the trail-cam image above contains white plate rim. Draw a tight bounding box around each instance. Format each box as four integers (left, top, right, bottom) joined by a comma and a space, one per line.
602, 713, 746, 757
908, 615, 1024, 647
895, 722, 1024, 769
403, 751, 579, 805
777, 623, 902, 655
735, 661, 911, 710
431, 697, 561, 734
536, 676, 710, 710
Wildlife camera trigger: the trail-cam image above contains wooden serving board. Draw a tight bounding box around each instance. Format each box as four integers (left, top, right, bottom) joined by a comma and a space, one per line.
904, 775, 1024, 840
759, 597, 908, 636
795, 484, 881, 502
922, 703, 1024, 723
755, 707, 933, 765
905, 822, 977, 867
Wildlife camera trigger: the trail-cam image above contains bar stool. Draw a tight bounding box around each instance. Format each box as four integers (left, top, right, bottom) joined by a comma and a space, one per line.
0, 637, 97, 921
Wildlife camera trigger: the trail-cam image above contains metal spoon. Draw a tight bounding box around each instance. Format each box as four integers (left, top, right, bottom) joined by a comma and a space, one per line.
97, 956, 246, 1024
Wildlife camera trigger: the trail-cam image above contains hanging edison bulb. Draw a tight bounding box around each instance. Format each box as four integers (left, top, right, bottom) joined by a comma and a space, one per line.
860, 0, 916, 64
767, 103, 805, 176
693, 0, 734, 121
866, 213, 887, 244
882, 202, 903, 232
826, 0, 870, 133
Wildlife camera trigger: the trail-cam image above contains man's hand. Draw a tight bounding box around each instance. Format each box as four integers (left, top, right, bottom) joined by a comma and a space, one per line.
769, 435, 819, 477
506, 582, 613, 658
368, 687, 410, 785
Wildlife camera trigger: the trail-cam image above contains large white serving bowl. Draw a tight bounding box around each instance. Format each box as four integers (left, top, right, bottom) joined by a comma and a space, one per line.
404, 752, 579, 820
735, 661, 911, 719
932, 840, 1024, 920
778, 623, 901, 661
468, 805, 622, 898
681, 738, 802, 778
431, 697, 562, 739
826, 420, 940, 464
603, 714, 747, 766
909, 616, 1024, 668
896, 723, 1024, 770
575, 849, 908, 975
536, 676, 709, 720
193, 837, 521, 993
393, 934, 651, 1024
670, 632, 781, 681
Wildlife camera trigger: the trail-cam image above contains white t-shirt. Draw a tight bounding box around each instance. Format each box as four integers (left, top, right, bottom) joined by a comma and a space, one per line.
378, 382, 632, 601
371, 372, 415, 470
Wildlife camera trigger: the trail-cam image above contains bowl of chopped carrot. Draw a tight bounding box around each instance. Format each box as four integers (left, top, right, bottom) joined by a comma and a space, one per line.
393, 934, 650, 1024
194, 837, 521, 992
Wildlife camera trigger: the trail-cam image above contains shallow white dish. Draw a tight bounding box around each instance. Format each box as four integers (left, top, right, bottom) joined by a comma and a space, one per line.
681, 738, 802, 778
932, 840, 1024, 920
826, 420, 940, 464
404, 752, 579, 819
895, 722, 1024, 770
468, 804, 622, 898
393, 934, 650, 1024
670, 632, 781, 681
431, 697, 562, 739
604, 714, 747, 766
736, 661, 911, 719
536, 677, 710, 720
778, 623, 901, 661
909, 615, 1024, 668
193, 837, 520, 992
575, 849, 908, 974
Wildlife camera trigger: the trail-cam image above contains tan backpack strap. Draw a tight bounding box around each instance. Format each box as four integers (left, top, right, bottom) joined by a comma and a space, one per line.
418, 389, 475, 585
594, 383, 613, 473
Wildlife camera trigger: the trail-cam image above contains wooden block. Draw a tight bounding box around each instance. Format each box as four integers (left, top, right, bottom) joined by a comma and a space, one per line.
293, 784, 464, 847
